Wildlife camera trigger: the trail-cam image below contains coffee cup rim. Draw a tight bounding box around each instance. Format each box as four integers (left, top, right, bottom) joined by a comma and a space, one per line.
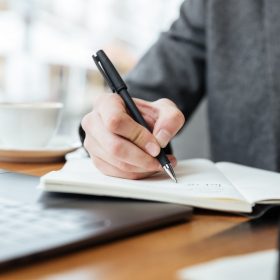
0, 102, 63, 109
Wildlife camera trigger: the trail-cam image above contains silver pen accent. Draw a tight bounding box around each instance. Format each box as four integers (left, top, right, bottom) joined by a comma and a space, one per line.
163, 164, 177, 183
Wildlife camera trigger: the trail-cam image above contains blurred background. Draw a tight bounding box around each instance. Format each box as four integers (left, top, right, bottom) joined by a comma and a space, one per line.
0, 0, 210, 159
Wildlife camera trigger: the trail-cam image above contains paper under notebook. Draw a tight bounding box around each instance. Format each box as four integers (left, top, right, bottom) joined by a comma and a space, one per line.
177, 250, 277, 280
39, 159, 280, 213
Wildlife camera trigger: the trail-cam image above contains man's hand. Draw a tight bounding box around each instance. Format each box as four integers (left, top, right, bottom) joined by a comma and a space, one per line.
82, 94, 185, 179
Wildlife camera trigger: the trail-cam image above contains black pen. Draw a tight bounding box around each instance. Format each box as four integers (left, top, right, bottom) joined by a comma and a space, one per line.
92, 50, 177, 183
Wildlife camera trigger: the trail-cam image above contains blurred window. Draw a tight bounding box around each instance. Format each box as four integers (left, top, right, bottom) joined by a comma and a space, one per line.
0, 0, 183, 137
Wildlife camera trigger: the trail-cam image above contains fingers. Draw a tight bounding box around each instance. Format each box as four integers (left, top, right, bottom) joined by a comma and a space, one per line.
82, 110, 160, 171
95, 94, 161, 157
82, 94, 182, 180
84, 134, 160, 173
90, 153, 176, 180
152, 98, 185, 148
91, 157, 158, 180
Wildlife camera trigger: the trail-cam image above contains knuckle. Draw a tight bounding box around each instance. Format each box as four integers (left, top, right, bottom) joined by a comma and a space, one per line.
81, 111, 98, 131
108, 139, 124, 157
105, 113, 125, 132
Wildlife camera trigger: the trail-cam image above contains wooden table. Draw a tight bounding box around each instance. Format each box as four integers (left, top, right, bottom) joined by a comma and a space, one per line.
0, 162, 278, 280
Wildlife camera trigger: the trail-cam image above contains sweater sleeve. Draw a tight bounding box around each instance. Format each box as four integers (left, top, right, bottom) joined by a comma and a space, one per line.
125, 0, 206, 119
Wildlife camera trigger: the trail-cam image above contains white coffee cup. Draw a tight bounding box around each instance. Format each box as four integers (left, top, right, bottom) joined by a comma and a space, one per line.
0, 102, 63, 149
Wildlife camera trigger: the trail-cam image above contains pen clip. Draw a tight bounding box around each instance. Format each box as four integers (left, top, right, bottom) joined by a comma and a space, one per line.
92, 54, 116, 92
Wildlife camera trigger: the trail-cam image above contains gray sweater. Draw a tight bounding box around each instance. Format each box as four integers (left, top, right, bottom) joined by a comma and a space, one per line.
125, 0, 280, 171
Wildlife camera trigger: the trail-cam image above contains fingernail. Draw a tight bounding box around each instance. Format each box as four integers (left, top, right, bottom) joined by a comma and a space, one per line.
145, 142, 160, 157
155, 130, 171, 148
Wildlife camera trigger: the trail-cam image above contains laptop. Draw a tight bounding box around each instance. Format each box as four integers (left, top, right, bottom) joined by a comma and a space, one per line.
0, 169, 192, 270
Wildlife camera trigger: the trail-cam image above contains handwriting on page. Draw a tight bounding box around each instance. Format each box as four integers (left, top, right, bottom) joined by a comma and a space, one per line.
185, 183, 223, 193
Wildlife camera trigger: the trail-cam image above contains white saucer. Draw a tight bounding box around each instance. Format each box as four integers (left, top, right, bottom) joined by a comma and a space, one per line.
0, 136, 81, 163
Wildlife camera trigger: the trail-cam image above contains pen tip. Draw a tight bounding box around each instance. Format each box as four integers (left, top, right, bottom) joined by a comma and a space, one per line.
163, 164, 178, 183
170, 174, 178, 183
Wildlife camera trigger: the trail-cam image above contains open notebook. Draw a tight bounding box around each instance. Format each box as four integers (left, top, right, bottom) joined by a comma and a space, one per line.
39, 159, 280, 213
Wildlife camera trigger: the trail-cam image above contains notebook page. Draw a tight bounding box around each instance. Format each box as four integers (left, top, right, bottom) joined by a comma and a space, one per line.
216, 162, 280, 204
41, 158, 246, 201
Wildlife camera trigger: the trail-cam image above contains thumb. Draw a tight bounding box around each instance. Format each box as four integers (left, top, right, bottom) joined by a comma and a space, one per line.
152, 99, 185, 148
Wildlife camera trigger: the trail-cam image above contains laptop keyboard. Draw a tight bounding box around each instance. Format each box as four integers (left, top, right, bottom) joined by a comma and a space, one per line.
0, 197, 110, 248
